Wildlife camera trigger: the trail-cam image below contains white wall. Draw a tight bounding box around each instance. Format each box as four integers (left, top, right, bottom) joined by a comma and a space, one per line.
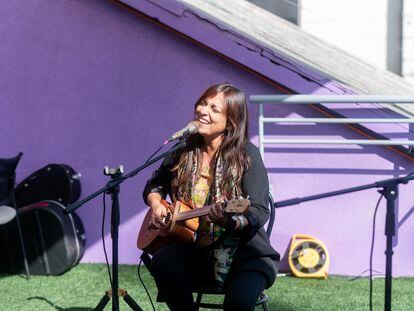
300, 0, 389, 70
403, 0, 414, 84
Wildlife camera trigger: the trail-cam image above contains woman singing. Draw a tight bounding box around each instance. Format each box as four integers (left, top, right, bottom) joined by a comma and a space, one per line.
143, 83, 279, 311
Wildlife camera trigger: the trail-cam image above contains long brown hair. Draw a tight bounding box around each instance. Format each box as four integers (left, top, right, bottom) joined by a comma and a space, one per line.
172, 83, 251, 199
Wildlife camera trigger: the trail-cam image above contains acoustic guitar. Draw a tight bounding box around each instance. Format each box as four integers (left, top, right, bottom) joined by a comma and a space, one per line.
137, 198, 250, 254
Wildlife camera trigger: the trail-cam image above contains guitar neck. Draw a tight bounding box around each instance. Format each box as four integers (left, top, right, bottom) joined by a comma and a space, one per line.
175, 204, 214, 222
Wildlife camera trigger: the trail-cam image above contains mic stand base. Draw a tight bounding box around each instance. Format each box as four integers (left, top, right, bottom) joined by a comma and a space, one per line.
93, 168, 142, 311
95, 288, 142, 311
65, 141, 187, 310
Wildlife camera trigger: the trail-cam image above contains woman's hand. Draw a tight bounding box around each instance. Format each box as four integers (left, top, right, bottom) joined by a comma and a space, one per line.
206, 202, 227, 227
149, 202, 168, 229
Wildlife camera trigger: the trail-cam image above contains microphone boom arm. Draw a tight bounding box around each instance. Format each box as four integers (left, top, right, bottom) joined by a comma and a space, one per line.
65, 140, 187, 214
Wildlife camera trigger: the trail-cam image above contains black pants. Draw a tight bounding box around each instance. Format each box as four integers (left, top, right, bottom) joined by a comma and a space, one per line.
150, 244, 267, 311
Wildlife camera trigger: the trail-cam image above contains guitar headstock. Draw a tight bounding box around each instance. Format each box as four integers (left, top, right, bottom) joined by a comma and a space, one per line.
224, 197, 250, 214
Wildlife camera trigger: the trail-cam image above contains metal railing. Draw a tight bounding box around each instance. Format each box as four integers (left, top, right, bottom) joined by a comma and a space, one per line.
249, 95, 414, 157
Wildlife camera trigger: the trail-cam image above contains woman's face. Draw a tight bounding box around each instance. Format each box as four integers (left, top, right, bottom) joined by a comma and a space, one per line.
195, 92, 227, 140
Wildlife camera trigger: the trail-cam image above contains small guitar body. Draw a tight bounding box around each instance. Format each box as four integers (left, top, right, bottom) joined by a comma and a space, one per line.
137, 200, 198, 254
137, 198, 250, 255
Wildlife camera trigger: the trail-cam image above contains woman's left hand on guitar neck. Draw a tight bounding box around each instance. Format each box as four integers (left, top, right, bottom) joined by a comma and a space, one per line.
206, 202, 226, 227
206, 202, 249, 230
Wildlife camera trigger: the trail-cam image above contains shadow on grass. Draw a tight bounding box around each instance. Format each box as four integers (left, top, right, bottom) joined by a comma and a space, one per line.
27, 297, 93, 311
0, 273, 27, 280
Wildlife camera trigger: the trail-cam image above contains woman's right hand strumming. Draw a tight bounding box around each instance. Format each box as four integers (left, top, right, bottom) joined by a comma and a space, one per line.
147, 193, 168, 229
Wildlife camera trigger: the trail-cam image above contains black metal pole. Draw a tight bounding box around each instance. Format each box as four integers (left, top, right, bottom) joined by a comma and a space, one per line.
110, 180, 120, 311
382, 184, 398, 311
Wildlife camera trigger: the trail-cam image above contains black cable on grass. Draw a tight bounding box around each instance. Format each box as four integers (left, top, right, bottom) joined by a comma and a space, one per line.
137, 259, 156, 311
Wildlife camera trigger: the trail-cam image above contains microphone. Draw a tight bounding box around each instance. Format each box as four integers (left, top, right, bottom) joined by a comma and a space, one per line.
165, 121, 199, 144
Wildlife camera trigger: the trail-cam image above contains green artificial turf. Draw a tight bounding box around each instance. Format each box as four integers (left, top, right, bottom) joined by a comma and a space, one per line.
0, 264, 413, 310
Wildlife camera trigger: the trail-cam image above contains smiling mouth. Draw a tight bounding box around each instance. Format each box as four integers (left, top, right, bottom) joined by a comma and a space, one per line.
197, 119, 210, 125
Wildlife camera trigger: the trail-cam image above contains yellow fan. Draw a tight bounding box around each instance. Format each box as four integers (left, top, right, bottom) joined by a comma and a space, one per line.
288, 234, 330, 279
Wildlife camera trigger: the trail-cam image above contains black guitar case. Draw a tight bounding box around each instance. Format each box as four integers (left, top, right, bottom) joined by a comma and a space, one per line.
0, 200, 85, 275
14, 164, 81, 208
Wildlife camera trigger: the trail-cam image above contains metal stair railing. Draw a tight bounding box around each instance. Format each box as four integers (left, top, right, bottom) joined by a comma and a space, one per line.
249, 95, 414, 157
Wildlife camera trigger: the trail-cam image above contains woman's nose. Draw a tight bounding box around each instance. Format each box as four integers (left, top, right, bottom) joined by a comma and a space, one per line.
198, 106, 209, 115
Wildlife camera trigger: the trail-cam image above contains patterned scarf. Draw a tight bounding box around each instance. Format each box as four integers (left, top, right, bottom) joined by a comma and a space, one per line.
172, 152, 241, 287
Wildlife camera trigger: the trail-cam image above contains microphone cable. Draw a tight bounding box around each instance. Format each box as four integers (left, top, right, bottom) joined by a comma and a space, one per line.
134, 141, 170, 311
135, 141, 175, 310
101, 192, 113, 289
102, 191, 157, 310
145, 127, 192, 165
368, 171, 414, 308
99, 139, 173, 307
145, 121, 197, 165
144, 142, 167, 165
133, 139, 192, 310
137, 259, 156, 311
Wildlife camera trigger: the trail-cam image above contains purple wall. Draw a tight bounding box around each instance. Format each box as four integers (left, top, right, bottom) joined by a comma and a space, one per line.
1, 0, 413, 276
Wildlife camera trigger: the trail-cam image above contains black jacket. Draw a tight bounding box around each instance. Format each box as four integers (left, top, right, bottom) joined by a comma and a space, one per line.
143, 140, 279, 284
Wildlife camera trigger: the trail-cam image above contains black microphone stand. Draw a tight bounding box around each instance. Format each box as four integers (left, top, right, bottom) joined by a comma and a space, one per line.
65, 140, 187, 311
274, 174, 414, 311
